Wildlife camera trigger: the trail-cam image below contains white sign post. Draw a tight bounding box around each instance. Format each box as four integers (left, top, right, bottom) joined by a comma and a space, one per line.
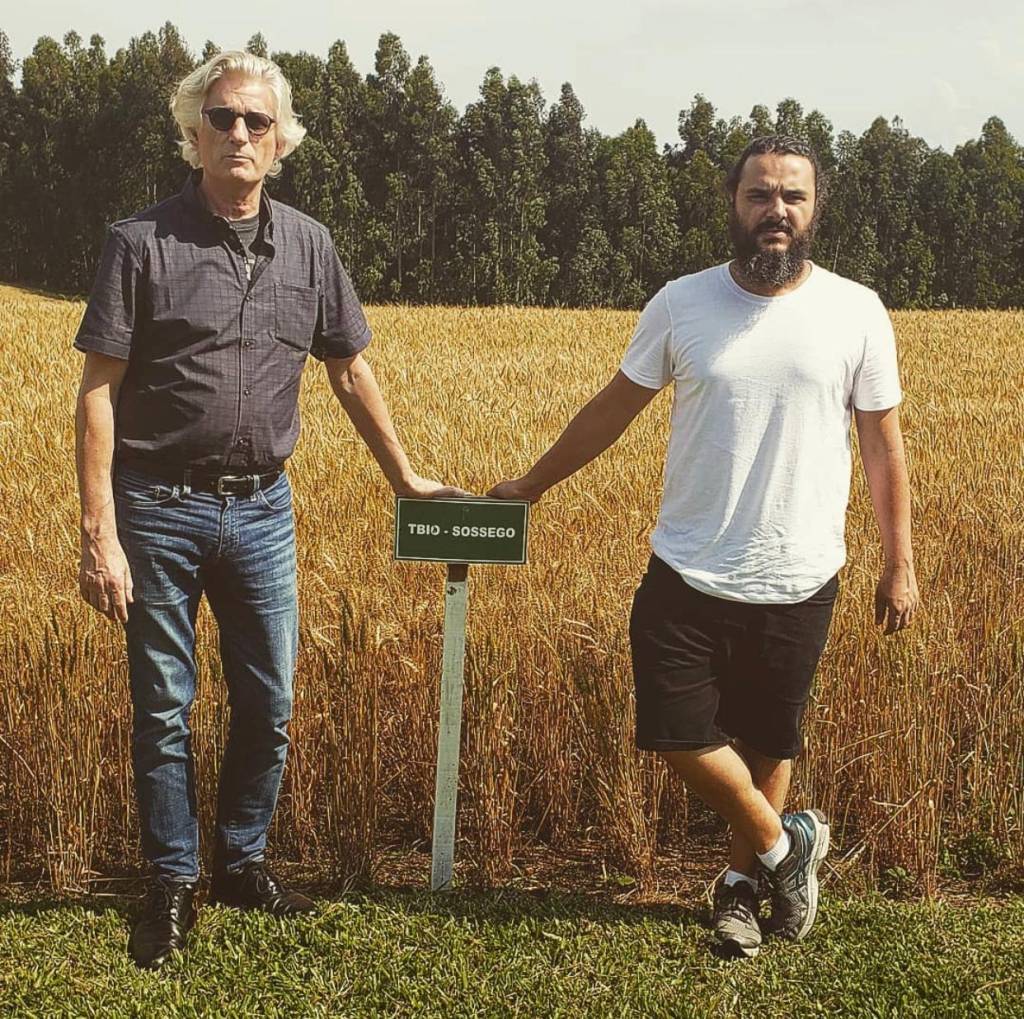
430, 562, 469, 892
393, 497, 530, 891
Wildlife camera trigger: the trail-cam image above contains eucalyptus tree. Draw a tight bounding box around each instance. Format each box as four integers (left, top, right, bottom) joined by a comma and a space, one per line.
317, 40, 373, 290
359, 34, 457, 301
953, 117, 1024, 307
109, 24, 195, 215
597, 119, 679, 307
669, 95, 734, 278
540, 82, 602, 305
451, 68, 556, 304
400, 54, 457, 302
0, 31, 23, 280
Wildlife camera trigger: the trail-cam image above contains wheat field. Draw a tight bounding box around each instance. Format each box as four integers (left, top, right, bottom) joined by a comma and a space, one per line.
0, 284, 1021, 893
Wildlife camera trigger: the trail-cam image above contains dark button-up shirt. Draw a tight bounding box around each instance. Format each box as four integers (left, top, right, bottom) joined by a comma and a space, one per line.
74, 171, 371, 471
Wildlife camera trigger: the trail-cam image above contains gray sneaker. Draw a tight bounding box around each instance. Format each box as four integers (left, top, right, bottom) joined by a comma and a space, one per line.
711, 879, 762, 958
762, 809, 830, 940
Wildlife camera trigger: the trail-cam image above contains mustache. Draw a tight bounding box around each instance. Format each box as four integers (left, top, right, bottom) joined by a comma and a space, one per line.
757, 220, 793, 235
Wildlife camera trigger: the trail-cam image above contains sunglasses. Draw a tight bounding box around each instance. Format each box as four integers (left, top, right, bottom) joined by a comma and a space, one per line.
201, 107, 276, 138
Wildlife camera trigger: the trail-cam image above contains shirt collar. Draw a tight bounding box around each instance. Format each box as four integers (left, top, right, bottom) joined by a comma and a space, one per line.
181, 169, 275, 241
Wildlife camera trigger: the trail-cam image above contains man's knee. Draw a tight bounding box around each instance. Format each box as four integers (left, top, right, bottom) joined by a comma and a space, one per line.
657, 743, 740, 787
132, 700, 194, 757
735, 739, 792, 792
227, 685, 293, 740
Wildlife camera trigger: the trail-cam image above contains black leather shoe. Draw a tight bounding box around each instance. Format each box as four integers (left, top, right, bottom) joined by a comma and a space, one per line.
128, 876, 198, 970
208, 860, 317, 916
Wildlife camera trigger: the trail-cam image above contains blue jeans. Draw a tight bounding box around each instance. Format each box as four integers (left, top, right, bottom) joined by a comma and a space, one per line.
114, 465, 298, 880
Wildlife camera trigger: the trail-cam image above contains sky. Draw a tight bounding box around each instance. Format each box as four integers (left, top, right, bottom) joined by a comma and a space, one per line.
5, 0, 1023, 153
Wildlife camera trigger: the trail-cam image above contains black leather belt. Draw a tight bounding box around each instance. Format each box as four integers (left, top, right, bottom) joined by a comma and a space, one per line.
119, 461, 283, 497
183, 468, 282, 497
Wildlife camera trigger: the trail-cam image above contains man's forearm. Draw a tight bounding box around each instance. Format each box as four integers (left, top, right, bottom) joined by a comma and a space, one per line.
520, 398, 631, 499
327, 356, 414, 491
860, 439, 914, 567
519, 375, 657, 499
76, 389, 119, 541
75, 354, 133, 621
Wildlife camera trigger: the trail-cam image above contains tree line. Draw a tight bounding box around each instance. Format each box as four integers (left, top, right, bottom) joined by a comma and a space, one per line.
1, 24, 1022, 309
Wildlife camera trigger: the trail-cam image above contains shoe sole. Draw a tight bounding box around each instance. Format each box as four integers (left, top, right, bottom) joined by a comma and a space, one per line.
713, 936, 761, 959
794, 808, 830, 941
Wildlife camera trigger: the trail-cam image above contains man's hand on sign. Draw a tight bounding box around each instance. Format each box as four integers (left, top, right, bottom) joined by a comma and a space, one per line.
487, 477, 542, 503
79, 535, 134, 623
874, 561, 919, 636
397, 473, 471, 499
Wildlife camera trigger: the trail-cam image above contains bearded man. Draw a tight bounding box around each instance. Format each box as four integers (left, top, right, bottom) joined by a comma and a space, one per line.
74, 50, 461, 970
490, 136, 919, 957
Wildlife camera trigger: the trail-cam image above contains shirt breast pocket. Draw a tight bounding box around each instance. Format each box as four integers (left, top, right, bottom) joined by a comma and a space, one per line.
273, 282, 319, 352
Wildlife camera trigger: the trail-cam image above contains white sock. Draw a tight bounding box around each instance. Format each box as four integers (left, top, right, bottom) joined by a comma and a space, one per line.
756, 829, 791, 871
723, 869, 758, 893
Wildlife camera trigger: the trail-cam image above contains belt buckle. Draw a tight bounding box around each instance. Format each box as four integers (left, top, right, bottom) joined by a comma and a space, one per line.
216, 474, 250, 496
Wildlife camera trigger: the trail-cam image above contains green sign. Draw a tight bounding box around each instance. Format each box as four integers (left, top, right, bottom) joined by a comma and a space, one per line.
394, 497, 529, 564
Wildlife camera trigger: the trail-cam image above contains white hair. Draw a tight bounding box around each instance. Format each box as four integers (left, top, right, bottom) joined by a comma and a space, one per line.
170, 50, 307, 178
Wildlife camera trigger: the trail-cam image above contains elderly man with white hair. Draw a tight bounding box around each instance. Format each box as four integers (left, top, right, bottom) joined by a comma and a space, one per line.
73, 50, 460, 970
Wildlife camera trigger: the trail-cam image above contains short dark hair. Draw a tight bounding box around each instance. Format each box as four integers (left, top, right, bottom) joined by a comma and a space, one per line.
725, 135, 826, 206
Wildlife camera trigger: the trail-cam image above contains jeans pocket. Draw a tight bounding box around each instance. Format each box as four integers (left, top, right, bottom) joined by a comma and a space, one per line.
256, 474, 292, 512
116, 471, 183, 507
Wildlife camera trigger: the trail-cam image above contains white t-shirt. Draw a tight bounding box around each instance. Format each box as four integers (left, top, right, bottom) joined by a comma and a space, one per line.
619, 262, 902, 604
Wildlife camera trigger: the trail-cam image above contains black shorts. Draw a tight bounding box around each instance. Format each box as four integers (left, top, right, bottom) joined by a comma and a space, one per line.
629, 555, 838, 760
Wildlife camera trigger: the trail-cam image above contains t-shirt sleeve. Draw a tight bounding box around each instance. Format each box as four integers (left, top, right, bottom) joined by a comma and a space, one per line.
852, 294, 903, 411
311, 237, 372, 361
619, 287, 673, 390
73, 226, 140, 361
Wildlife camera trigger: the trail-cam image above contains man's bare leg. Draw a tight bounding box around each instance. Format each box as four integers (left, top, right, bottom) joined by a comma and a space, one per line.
659, 744, 783, 854
729, 741, 791, 877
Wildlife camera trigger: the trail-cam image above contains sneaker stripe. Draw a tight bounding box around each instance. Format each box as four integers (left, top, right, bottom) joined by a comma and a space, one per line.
795, 810, 830, 941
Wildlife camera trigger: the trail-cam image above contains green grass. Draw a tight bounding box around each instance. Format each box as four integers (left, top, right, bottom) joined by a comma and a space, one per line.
1, 891, 1022, 1017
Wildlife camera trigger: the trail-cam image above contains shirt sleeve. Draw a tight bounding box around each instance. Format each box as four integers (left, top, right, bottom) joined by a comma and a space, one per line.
619, 287, 673, 390
852, 293, 903, 411
311, 237, 372, 361
72, 226, 140, 360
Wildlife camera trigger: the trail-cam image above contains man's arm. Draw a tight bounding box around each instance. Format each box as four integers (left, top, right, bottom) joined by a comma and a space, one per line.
488, 370, 660, 502
854, 405, 919, 634
76, 351, 133, 622
324, 353, 465, 498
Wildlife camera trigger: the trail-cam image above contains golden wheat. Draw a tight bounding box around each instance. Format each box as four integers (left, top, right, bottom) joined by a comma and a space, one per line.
0, 285, 1021, 893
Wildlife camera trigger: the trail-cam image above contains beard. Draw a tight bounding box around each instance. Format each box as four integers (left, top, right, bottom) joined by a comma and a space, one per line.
728, 207, 816, 288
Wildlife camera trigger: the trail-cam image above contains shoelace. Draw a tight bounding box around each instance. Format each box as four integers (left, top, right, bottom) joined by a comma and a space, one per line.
249, 865, 284, 898
146, 879, 189, 919
717, 887, 757, 921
